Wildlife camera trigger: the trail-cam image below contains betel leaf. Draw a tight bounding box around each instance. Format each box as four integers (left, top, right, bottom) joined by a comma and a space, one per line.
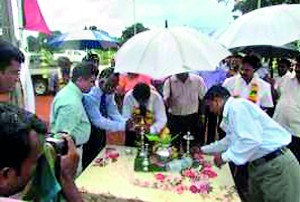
145, 134, 160, 142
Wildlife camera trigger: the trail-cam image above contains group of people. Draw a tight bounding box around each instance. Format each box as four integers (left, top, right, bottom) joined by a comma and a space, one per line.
1, 39, 300, 202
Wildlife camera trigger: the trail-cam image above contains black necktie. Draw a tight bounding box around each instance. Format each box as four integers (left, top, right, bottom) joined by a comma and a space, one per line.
100, 93, 108, 118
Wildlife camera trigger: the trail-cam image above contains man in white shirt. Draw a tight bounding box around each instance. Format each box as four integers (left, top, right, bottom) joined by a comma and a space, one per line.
273, 57, 300, 162
223, 55, 273, 109
274, 58, 293, 96
123, 83, 167, 146
163, 73, 207, 146
223, 55, 274, 200
200, 85, 300, 202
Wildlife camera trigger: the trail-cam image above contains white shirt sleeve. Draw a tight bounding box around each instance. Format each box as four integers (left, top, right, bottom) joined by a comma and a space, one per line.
150, 94, 167, 134
122, 92, 134, 119
201, 136, 230, 153
260, 82, 274, 108
163, 78, 171, 100
20, 62, 35, 113
222, 105, 263, 165
198, 77, 207, 100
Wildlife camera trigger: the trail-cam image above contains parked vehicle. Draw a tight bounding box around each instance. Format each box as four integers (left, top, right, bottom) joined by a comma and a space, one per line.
28, 53, 58, 95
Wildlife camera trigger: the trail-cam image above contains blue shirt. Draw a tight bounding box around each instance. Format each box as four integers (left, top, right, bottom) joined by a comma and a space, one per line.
197, 69, 227, 89
83, 87, 126, 132
202, 97, 291, 165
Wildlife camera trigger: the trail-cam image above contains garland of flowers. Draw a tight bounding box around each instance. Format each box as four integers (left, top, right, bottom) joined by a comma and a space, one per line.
233, 76, 259, 103
248, 83, 259, 103
132, 107, 154, 127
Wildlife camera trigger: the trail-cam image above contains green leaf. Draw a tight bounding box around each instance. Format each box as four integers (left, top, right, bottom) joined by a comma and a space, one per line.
145, 134, 160, 142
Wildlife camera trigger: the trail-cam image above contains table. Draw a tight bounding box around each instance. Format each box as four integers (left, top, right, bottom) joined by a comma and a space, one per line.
76, 146, 240, 202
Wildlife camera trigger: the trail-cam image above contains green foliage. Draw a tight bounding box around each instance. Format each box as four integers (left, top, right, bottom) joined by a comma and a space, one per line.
121, 23, 149, 44
231, 0, 300, 14
26, 30, 62, 52
39, 49, 55, 66
93, 49, 117, 65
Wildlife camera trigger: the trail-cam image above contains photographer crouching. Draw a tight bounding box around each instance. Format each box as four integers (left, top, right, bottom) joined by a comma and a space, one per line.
0, 103, 83, 202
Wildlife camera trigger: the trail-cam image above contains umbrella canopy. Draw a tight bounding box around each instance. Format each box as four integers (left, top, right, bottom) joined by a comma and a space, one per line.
48, 30, 118, 49
231, 45, 300, 58
218, 4, 300, 49
114, 27, 231, 79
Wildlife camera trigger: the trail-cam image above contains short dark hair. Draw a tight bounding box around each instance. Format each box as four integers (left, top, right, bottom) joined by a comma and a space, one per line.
133, 83, 151, 102
71, 62, 98, 82
233, 54, 243, 60
204, 85, 231, 101
82, 53, 100, 64
57, 56, 72, 67
278, 58, 291, 67
99, 67, 119, 79
242, 55, 261, 70
295, 56, 300, 64
0, 40, 25, 72
0, 104, 47, 173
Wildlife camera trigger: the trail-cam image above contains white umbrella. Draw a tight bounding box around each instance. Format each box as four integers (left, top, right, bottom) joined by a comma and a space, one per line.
218, 4, 300, 49
115, 27, 231, 79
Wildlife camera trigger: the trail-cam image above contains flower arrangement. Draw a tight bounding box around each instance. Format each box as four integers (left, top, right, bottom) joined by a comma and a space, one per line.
146, 127, 179, 161
133, 154, 217, 195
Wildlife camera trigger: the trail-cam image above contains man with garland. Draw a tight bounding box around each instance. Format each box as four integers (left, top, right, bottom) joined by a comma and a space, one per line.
221, 55, 273, 201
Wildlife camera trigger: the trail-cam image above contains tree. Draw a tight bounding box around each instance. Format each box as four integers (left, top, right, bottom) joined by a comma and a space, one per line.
121, 23, 149, 44
27, 36, 39, 52
226, 0, 300, 14
26, 30, 62, 52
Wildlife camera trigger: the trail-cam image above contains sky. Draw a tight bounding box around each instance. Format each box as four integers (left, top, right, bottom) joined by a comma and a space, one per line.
34, 0, 235, 37
9, 0, 236, 38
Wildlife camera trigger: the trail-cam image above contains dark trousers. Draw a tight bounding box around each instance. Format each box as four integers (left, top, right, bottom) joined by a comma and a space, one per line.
205, 110, 226, 144
125, 130, 138, 147
288, 135, 300, 163
229, 163, 249, 202
82, 125, 106, 170
167, 113, 203, 147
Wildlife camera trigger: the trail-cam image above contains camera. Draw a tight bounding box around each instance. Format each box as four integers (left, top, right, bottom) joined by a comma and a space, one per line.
46, 131, 75, 155
46, 137, 68, 155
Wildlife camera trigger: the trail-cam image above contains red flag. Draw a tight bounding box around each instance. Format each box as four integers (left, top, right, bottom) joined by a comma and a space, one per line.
22, 0, 51, 34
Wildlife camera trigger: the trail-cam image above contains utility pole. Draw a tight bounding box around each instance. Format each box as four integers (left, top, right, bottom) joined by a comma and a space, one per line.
257, 0, 262, 9
132, 0, 136, 35
1, 0, 17, 45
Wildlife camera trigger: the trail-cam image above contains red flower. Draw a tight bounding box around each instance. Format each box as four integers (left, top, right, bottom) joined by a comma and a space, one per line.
202, 168, 218, 178
175, 185, 185, 194
155, 173, 166, 182
193, 153, 204, 161
182, 169, 196, 179
108, 152, 120, 160
189, 185, 199, 194
202, 161, 212, 169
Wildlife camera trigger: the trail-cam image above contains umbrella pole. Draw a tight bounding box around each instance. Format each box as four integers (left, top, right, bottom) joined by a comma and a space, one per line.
269, 58, 274, 78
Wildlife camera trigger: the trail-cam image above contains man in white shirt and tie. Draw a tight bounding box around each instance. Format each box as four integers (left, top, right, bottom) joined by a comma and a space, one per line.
200, 85, 300, 202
